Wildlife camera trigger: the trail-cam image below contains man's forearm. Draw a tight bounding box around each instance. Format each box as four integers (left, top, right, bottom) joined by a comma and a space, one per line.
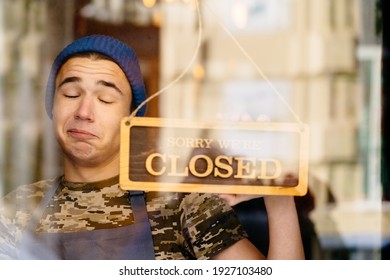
264, 196, 305, 260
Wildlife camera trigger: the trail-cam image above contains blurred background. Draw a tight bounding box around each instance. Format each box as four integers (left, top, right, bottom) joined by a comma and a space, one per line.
0, 0, 387, 259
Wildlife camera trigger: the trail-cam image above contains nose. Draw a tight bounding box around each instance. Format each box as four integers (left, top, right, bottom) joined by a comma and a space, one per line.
74, 96, 94, 121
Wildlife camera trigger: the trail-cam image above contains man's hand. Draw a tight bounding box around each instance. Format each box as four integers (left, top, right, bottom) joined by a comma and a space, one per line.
219, 194, 263, 206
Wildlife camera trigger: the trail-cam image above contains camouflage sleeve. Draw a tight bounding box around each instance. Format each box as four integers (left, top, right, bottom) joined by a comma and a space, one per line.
0, 179, 53, 259
0, 215, 18, 259
179, 193, 248, 259
0, 191, 19, 259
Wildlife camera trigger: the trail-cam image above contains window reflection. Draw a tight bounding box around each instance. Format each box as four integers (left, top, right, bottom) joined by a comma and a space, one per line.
0, 0, 385, 259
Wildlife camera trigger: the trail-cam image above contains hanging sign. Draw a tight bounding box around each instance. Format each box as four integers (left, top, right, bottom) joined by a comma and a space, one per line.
120, 117, 309, 196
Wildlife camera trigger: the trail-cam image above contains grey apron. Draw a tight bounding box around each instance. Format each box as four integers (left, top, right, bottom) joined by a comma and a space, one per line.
18, 178, 155, 260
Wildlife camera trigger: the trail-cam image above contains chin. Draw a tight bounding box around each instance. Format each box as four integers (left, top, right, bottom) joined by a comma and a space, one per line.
63, 148, 98, 166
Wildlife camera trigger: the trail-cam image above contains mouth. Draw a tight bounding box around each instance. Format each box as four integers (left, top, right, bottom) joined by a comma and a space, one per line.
67, 128, 98, 140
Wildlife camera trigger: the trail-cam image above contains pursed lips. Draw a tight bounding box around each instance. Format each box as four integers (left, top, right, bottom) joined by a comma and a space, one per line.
67, 128, 98, 140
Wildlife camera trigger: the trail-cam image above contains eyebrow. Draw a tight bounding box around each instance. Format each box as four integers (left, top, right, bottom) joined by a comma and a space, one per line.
57, 76, 81, 90
57, 76, 124, 96
97, 80, 124, 96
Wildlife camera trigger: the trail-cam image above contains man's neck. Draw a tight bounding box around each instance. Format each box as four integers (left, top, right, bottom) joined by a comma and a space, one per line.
63, 159, 119, 182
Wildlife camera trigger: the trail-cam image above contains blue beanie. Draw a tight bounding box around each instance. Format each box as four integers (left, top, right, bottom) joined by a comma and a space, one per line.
45, 34, 147, 118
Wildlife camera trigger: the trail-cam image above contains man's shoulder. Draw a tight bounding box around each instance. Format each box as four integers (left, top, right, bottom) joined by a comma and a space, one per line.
181, 192, 232, 214
146, 192, 224, 208
146, 191, 233, 222
10, 178, 56, 199
0, 178, 58, 214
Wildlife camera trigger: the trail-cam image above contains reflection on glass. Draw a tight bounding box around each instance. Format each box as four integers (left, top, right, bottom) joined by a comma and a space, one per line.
0, 0, 385, 260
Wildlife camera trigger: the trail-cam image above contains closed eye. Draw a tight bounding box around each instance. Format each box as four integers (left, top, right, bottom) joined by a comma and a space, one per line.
99, 99, 114, 104
64, 94, 79, 98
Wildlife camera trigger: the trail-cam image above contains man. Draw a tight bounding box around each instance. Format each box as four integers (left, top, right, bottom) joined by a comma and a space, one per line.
0, 35, 304, 260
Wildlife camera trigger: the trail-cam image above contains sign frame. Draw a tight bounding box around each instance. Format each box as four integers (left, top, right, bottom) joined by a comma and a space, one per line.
120, 117, 309, 196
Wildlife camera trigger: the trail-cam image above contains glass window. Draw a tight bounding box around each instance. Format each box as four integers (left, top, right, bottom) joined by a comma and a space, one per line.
0, 0, 386, 260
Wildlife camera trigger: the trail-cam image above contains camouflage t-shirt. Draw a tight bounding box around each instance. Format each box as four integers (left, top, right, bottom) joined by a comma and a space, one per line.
0, 176, 247, 259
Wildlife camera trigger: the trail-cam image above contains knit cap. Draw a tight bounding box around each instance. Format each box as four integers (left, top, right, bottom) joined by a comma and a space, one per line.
45, 34, 147, 118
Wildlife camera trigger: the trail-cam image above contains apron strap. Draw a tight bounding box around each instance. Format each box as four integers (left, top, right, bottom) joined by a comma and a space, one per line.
128, 191, 155, 259
128, 191, 149, 222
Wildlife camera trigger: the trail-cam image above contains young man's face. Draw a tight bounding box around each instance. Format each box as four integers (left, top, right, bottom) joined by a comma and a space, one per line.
52, 57, 132, 169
